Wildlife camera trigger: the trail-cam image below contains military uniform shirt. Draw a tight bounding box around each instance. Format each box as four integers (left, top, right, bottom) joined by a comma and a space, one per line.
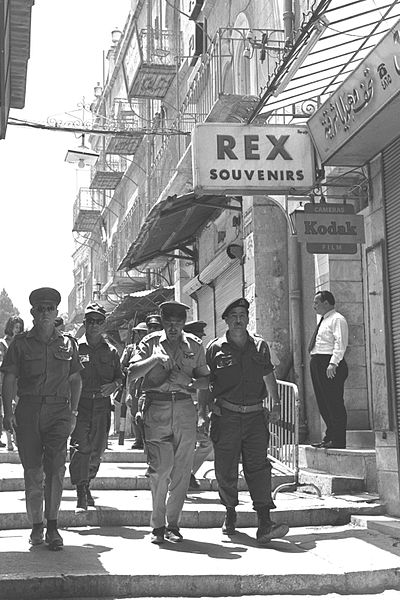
206, 332, 274, 404
131, 330, 209, 393
0, 329, 82, 398
78, 334, 122, 396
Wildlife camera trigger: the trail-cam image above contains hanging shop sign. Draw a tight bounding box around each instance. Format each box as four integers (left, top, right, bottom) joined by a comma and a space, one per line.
294, 203, 365, 254
308, 18, 400, 166
192, 123, 314, 195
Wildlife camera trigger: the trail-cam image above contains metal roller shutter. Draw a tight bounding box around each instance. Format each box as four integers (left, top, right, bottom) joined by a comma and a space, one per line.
214, 260, 243, 337
383, 136, 400, 438
196, 284, 215, 345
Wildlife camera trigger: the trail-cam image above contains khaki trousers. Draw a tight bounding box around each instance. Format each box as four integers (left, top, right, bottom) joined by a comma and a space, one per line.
144, 398, 196, 529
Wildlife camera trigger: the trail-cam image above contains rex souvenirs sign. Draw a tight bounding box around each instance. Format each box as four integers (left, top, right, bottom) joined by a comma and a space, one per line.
192, 123, 314, 195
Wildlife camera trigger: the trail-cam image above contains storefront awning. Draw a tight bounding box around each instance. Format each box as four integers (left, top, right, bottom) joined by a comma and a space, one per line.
118, 192, 240, 271
248, 0, 400, 123
105, 286, 175, 330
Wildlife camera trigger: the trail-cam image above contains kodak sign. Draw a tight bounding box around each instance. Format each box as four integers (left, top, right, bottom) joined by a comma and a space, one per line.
295, 203, 365, 254
192, 123, 314, 195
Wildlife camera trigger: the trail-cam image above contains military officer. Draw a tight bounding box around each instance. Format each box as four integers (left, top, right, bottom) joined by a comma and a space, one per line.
129, 301, 210, 544
205, 298, 289, 545
69, 302, 123, 511
0, 287, 82, 550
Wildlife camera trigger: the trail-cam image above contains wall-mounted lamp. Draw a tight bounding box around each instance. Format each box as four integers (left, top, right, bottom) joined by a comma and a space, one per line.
94, 82, 103, 98
111, 27, 122, 45
227, 243, 243, 260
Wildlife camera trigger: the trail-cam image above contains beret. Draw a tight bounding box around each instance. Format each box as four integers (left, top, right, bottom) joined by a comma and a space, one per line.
222, 297, 250, 319
133, 321, 148, 331
84, 302, 107, 318
184, 320, 207, 337
29, 287, 61, 307
145, 314, 162, 326
160, 300, 190, 318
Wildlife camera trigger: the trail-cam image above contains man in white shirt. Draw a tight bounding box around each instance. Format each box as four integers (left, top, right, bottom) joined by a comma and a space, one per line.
309, 290, 349, 449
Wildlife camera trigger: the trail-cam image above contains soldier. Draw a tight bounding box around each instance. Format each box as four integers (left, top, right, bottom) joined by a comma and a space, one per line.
0, 288, 82, 550
183, 320, 213, 490
69, 302, 123, 512
129, 301, 210, 544
205, 298, 289, 545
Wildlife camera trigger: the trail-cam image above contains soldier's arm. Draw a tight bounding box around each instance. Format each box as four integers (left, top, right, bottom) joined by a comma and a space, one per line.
2, 373, 17, 429
68, 372, 82, 413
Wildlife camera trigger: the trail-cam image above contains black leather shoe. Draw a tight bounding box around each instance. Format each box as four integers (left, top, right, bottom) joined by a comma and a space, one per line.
165, 527, 183, 542
257, 521, 289, 545
0, 441, 6, 448
45, 528, 63, 551
131, 440, 144, 450
150, 526, 165, 544
322, 440, 346, 449
311, 441, 327, 448
29, 523, 44, 546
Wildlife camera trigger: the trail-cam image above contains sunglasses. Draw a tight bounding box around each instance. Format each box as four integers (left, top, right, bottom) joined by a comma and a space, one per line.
36, 305, 56, 313
85, 317, 105, 325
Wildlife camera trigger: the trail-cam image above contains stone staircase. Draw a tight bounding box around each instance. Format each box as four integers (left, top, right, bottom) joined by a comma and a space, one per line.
0, 436, 394, 599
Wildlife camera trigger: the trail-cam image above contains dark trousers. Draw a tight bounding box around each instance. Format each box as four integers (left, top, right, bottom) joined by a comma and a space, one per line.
210, 408, 275, 511
69, 396, 111, 486
15, 397, 71, 524
310, 354, 348, 447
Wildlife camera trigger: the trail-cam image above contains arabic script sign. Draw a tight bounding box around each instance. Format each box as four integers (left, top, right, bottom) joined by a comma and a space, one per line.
308, 19, 400, 166
192, 123, 314, 195
295, 203, 365, 254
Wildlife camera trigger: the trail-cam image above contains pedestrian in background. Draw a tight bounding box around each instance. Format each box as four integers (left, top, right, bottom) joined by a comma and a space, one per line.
0, 288, 82, 550
309, 290, 349, 449
121, 321, 149, 449
129, 301, 209, 544
206, 298, 289, 545
183, 320, 213, 490
0, 315, 24, 450
69, 302, 122, 512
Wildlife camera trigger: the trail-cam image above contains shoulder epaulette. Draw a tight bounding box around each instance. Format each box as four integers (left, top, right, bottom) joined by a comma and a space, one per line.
205, 336, 219, 350
142, 331, 162, 341
185, 332, 203, 345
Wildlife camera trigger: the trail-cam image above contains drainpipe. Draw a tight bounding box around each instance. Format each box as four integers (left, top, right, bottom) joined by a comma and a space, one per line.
146, 0, 152, 213
283, 0, 295, 46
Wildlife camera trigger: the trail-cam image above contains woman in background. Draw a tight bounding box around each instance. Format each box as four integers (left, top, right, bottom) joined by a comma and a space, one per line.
0, 315, 24, 450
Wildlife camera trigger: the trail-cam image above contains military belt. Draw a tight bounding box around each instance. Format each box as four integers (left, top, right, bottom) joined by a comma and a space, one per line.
217, 399, 264, 414
146, 391, 192, 402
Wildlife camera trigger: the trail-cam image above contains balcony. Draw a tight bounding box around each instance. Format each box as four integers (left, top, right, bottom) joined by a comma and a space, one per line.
73, 188, 103, 232
124, 27, 179, 99
105, 99, 145, 155
90, 153, 125, 190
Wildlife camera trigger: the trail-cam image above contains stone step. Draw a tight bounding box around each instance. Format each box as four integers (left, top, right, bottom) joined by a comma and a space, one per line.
0, 523, 399, 600
347, 429, 375, 449
351, 514, 400, 537
299, 468, 365, 495
299, 445, 377, 492
0, 460, 293, 492
0, 488, 384, 530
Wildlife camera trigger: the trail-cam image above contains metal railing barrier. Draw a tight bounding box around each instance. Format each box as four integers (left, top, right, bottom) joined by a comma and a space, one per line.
266, 379, 321, 498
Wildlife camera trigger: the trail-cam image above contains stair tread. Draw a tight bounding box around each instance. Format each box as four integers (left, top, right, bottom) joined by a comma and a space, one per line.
0, 524, 399, 600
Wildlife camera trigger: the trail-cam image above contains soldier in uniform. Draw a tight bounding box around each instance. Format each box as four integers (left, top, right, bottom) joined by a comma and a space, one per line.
129, 301, 210, 544
183, 320, 213, 490
0, 288, 82, 550
205, 298, 289, 545
69, 302, 123, 512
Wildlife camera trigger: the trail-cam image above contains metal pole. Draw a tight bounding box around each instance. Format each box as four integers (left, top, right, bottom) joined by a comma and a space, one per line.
283, 0, 295, 44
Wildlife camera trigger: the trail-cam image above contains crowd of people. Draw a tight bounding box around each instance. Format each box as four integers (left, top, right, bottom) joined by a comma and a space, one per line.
0, 285, 348, 551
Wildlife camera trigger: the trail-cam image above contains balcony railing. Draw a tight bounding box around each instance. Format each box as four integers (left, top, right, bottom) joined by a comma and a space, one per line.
125, 27, 181, 98
90, 151, 127, 190
73, 188, 104, 232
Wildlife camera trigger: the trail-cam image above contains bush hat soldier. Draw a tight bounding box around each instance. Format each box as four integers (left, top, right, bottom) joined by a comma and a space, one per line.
69, 302, 123, 512
129, 300, 210, 544
0, 287, 83, 550
205, 297, 289, 545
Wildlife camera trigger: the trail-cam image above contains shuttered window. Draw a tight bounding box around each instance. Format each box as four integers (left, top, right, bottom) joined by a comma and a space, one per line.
196, 284, 215, 346
382, 137, 400, 435
214, 260, 244, 338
